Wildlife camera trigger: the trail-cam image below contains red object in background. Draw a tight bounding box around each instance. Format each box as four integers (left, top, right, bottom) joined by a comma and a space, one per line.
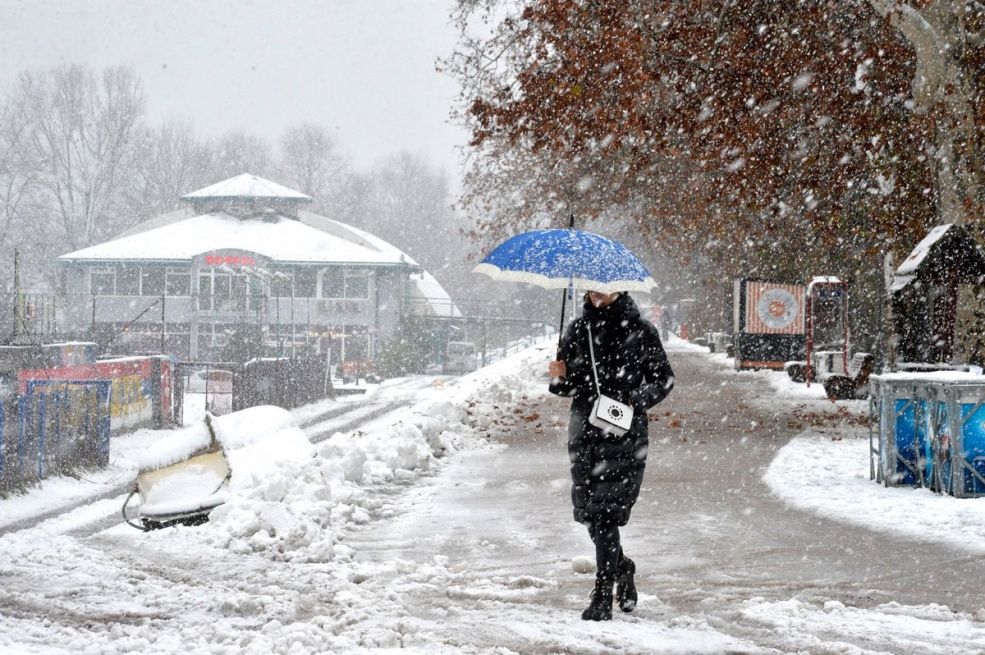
650, 305, 664, 323
680, 324, 689, 340
18, 355, 176, 429
204, 254, 255, 267
341, 361, 368, 377
18, 358, 151, 394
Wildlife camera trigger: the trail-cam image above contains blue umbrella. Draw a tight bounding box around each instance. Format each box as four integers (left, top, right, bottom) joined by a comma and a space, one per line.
474, 227, 656, 351
473, 228, 656, 294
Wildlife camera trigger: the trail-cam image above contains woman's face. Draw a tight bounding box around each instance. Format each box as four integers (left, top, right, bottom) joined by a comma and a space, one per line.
587, 291, 621, 308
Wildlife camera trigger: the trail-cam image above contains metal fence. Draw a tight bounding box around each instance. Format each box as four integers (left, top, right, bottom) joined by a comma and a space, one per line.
175, 357, 331, 426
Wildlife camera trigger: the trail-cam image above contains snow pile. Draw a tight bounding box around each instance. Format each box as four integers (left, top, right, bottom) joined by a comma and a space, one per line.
320, 401, 463, 478
135, 421, 212, 471
663, 332, 710, 353
137, 405, 313, 472
186, 343, 550, 562
205, 408, 322, 560
739, 365, 829, 400
204, 455, 334, 561
764, 434, 985, 554
135, 406, 322, 560
741, 597, 985, 654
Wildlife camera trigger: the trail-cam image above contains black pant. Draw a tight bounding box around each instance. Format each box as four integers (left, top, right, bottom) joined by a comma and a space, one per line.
588, 517, 624, 582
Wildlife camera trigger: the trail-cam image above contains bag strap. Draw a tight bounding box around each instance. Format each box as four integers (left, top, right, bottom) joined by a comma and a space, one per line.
586, 322, 602, 397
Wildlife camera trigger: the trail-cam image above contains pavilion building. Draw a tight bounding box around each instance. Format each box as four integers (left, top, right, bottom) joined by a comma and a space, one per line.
57, 174, 459, 363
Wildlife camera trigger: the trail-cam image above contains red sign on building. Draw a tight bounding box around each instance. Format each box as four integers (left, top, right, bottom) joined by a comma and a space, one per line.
204, 254, 255, 267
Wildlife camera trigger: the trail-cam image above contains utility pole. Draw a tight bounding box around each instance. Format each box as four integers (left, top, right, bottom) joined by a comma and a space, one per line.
12, 247, 20, 340
291, 277, 296, 358
160, 291, 166, 353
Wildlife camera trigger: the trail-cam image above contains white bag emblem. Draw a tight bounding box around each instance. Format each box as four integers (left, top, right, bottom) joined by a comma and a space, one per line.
589, 394, 633, 436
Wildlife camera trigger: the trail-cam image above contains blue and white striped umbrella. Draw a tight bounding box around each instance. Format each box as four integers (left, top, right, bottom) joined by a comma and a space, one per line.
473, 229, 656, 293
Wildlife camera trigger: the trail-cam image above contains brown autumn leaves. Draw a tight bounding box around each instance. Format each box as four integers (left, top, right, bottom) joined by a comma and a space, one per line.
449, 1, 983, 337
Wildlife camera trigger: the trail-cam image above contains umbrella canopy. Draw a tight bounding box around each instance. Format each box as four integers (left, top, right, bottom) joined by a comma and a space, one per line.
473, 229, 656, 294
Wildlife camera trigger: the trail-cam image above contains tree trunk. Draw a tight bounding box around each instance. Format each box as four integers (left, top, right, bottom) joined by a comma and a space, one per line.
868, 0, 983, 225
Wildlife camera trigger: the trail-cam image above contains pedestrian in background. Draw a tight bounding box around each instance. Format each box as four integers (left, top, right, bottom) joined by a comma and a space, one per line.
548, 290, 674, 621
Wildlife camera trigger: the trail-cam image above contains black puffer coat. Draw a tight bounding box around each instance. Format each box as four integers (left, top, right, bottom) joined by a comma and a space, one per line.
549, 293, 674, 526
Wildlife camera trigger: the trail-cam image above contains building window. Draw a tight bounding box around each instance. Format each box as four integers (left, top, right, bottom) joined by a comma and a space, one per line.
319, 268, 343, 298
166, 268, 191, 296
270, 270, 293, 297
117, 265, 140, 295
197, 323, 235, 358
90, 267, 115, 295
213, 273, 232, 311
197, 268, 248, 312
229, 275, 248, 311
344, 272, 370, 299
295, 269, 316, 297
198, 273, 212, 311
141, 268, 164, 296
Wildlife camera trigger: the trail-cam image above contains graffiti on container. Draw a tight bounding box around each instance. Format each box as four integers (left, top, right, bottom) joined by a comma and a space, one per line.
17, 356, 172, 432
110, 375, 151, 422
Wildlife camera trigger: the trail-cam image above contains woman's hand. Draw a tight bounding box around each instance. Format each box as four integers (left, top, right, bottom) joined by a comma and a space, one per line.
548, 360, 567, 378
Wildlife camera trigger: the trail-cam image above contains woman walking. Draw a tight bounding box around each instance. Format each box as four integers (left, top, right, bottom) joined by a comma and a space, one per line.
548, 290, 674, 621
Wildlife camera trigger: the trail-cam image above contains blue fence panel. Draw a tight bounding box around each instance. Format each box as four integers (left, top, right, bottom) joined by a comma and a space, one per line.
37, 392, 46, 480
1, 380, 113, 493
17, 395, 26, 483
0, 401, 4, 481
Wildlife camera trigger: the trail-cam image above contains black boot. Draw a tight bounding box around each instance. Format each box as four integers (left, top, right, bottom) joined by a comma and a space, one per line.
581, 578, 613, 621
616, 557, 637, 612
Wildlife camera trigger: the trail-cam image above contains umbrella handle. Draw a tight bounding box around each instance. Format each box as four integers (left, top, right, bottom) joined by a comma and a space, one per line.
557, 287, 567, 356
556, 213, 576, 358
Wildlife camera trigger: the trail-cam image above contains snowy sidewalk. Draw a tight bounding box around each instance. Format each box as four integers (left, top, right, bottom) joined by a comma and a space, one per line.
332, 342, 985, 653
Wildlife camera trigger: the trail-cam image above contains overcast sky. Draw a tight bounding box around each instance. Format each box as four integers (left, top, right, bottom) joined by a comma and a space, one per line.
0, 0, 468, 186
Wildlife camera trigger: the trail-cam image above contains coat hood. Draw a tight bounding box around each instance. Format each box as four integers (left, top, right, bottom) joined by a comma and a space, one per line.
582, 292, 641, 323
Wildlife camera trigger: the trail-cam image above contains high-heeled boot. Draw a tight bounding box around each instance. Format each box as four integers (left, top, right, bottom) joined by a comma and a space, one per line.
616, 557, 637, 612
581, 578, 613, 621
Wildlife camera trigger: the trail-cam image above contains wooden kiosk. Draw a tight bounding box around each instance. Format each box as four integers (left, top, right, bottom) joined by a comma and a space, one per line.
732, 279, 805, 370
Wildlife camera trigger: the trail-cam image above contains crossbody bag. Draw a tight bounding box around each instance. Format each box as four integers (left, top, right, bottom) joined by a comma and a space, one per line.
586, 323, 634, 437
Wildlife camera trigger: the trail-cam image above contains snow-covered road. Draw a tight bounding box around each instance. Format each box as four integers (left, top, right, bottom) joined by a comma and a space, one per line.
2, 340, 985, 654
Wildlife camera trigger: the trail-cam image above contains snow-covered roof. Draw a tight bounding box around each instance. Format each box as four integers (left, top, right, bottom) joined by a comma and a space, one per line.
60, 174, 464, 316
182, 174, 311, 202
895, 224, 953, 275
116, 208, 189, 238
808, 276, 843, 288
407, 271, 463, 318
297, 210, 411, 264
888, 274, 916, 294
58, 212, 410, 266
